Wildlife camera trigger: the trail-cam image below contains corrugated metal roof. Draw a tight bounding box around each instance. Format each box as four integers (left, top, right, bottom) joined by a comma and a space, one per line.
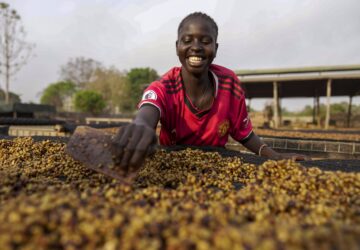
236, 64, 360, 76
234, 65, 360, 98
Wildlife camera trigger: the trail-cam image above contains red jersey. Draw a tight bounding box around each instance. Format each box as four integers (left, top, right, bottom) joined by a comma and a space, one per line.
138, 64, 253, 147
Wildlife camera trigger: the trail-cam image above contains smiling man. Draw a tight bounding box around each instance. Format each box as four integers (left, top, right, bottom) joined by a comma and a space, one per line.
111, 12, 309, 174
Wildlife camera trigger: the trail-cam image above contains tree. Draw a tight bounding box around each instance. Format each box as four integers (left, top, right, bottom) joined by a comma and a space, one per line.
263, 103, 273, 121
0, 88, 20, 104
281, 107, 291, 116
295, 102, 359, 119
60, 57, 102, 88
352, 104, 360, 115
40, 81, 76, 111
297, 105, 313, 116
73, 90, 106, 115
0, 2, 34, 104
330, 102, 348, 115
86, 67, 127, 114
123, 67, 158, 111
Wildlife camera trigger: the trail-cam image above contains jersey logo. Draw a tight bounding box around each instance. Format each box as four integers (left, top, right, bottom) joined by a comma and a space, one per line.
142, 90, 157, 101
218, 120, 230, 137
243, 116, 249, 128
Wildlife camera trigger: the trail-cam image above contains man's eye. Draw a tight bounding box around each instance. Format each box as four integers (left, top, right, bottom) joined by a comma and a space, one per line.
202, 38, 212, 44
181, 36, 192, 43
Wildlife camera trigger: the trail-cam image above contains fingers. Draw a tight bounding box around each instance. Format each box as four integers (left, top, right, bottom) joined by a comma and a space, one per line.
128, 130, 158, 168
112, 124, 136, 163
291, 153, 311, 161
119, 128, 144, 173
147, 134, 158, 156
112, 123, 157, 176
298, 154, 312, 161
147, 144, 158, 156
292, 155, 303, 161
276, 153, 310, 161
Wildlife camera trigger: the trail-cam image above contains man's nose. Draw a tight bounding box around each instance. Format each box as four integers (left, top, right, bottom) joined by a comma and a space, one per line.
190, 40, 202, 51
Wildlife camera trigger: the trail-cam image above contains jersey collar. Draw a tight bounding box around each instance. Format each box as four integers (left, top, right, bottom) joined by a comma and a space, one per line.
182, 69, 219, 119
209, 70, 219, 98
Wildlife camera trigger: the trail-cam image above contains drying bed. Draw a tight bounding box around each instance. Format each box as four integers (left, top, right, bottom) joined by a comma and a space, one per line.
0, 138, 359, 249
255, 128, 360, 142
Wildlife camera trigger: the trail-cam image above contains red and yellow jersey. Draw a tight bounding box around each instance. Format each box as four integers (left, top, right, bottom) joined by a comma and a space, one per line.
138, 64, 253, 147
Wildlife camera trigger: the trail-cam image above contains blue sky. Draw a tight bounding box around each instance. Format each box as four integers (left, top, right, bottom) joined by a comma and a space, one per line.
5, 0, 360, 110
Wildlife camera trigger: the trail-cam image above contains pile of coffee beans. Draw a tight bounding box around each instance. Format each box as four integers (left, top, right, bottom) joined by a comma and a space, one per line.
0, 138, 359, 249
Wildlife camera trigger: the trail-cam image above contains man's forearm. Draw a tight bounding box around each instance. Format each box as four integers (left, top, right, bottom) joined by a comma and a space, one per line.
133, 105, 160, 129
241, 132, 279, 158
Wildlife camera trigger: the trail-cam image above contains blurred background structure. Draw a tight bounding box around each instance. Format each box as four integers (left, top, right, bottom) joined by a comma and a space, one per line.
0, 0, 359, 159
238, 65, 360, 129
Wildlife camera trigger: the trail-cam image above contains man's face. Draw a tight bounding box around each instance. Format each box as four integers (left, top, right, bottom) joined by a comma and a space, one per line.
176, 18, 218, 76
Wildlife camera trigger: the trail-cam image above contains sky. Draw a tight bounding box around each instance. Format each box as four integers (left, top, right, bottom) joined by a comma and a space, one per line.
4, 0, 360, 110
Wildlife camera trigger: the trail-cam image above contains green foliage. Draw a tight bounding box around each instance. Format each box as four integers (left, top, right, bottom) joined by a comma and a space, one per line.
352, 104, 360, 115
285, 102, 360, 117
247, 106, 256, 113
0, 3, 10, 10
296, 105, 314, 116
122, 68, 159, 111
73, 90, 106, 114
86, 67, 127, 114
0, 89, 21, 104
281, 107, 291, 116
40, 81, 76, 111
330, 102, 349, 114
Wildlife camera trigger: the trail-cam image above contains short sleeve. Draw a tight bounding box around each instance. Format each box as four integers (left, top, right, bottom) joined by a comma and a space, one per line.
229, 81, 253, 143
137, 82, 166, 118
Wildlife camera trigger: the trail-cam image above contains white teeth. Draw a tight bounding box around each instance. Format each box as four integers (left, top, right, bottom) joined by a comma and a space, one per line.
188, 56, 203, 63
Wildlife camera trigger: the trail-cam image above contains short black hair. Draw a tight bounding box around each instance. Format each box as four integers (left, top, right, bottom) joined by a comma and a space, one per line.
178, 12, 218, 40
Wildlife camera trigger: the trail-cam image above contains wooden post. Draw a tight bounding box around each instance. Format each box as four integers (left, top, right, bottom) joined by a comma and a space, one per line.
279, 98, 282, 126
316, 96, 321, 127
347, 96, 353, 128
273, 81, 279, 128
325, 79, 332, 130
247, 98, 251, 112
312, 96, 316, 124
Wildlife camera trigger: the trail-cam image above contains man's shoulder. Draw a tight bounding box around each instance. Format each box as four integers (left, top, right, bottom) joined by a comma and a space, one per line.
147, 66, 182, 95
155, 66, 181, 85
211, 64, 245, 99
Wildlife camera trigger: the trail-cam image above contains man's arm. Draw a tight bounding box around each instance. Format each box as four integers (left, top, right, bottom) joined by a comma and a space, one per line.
112, 105, 160, 174
242, 132, 310, 160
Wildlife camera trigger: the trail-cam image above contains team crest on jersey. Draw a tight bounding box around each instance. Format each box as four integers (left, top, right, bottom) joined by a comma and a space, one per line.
243, 115, 250, 128
142, 90, 157, 101
218, 120, 230, 137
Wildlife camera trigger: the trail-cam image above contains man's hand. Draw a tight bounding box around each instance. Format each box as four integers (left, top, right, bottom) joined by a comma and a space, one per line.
110, 104, 160, 177
269, 152, 311, 161
242, 132, 311, 161
111, 123, 158, 176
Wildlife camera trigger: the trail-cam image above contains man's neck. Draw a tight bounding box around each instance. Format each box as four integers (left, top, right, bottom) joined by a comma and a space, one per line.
181, 68, 210, 98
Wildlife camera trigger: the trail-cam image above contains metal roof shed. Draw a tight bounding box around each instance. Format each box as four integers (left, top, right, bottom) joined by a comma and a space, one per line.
236, 65, 360, 129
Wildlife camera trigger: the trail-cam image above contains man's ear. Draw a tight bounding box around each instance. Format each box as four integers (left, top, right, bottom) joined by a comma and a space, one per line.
176, 40, 179, 56
214, 43, 219, 57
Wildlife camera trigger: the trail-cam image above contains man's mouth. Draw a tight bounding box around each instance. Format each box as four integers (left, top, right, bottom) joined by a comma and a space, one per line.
187, 56, 204, 67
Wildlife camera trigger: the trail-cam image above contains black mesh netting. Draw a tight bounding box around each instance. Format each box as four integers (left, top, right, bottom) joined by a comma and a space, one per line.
1, 136, 358, 173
